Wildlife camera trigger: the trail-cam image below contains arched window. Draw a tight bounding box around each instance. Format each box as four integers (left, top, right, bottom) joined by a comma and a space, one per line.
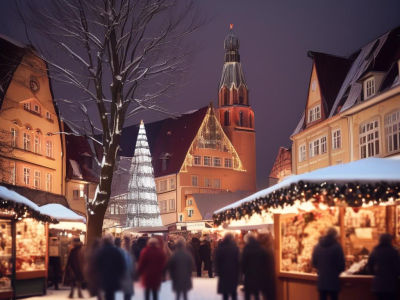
223, 89, 228, 106
239, 88, 244, 104
224, 110, 230, 126
249, 113, 253, 128
239, 111, 244, 127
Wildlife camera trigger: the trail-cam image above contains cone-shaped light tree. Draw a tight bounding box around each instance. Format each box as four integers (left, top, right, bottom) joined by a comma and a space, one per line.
127, 121, 163, 227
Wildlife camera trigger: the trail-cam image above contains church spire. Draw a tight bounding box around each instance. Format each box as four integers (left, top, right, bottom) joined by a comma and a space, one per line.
224, 23, 240, 63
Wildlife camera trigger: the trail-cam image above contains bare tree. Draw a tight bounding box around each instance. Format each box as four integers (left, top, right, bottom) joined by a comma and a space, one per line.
16, 0, 207, 243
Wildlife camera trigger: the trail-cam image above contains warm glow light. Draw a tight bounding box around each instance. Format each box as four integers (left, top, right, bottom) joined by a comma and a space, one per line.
230, 23, 233, 30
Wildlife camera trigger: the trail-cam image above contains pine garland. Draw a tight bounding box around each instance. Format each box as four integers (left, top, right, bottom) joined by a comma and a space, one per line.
0, 199, 58, 223
212, 181, 400, 226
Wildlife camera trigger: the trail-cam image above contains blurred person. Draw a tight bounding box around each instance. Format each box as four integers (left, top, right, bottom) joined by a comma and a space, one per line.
96, 234, 127, 300
312, 227, 345, 300
258, 234, 276, 300
65, 238, 85, 299
167, 238, 194, 300
87, 238, 103, 300
138, 237, 167, 300
198, 237, 211, 277
190, 237, 201, 277
133, 234, 150, 261
215, 233, 239, 300
368, 233, 400, 300
115, 237, 135, 300
155, 235, 172, 259
241, 233, 268, 300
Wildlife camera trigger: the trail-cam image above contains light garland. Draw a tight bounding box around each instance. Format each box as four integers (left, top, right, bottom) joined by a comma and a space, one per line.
126, 121, 163, 227
212, 181, 400, 226
0, 199, 58, 223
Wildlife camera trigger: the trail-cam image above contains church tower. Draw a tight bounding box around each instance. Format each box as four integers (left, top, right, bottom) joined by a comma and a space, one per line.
217, 25, 257, 191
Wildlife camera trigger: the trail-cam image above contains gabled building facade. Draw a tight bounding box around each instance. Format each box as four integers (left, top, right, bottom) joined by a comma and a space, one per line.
290, 25, 400, 175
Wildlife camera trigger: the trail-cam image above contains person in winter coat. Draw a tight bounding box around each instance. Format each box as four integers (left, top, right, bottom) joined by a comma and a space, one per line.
96, 235, 127, 300
190, 237, 201, 277
258, 233, 276, 300
367, 233, 400, 300
115, 237, 135, 300
138, 237, 167, 300
167, 238, 194, 300
133, 235, 150, 261
215, 233, 240, 300
86, 238, 102, 300
198, 237, 211, 277
65, 238, 85, 299
241, 233, 269, 300
312, 227, 345, 300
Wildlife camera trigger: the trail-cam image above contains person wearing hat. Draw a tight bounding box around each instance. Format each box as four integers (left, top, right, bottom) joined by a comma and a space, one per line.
65, 238, 85, 298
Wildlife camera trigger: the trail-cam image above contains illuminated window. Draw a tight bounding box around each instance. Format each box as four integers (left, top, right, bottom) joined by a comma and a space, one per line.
23, 167, 30, 185
193, 155, 202, 166
11, 128, 18, 147
23, 133, 31, 151
298, 144, 306, 162
214, 179, 221, 188
308, 105, 321, 123
34, 135, 41, 154
110, 204, 115, 214
224, 158, 233, 168
191, 176, 198, 187
23, 103, 31, 110
213, 157, 222, 167
34, 171, 41, 189
46, 140, 53, 158
360, 120, 380, 158
187, 209, 194, 218
204, 178, 211, 187
203, 156, 211, 166
46, 173, 52, 192
332, 129, 341, 150
385, 110, 400, 154
365, 78, 375, 99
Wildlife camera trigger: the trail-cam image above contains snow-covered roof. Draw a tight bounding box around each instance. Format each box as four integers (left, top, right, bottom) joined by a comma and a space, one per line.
0, 185, 40, 210
219, 62, 247, 90
215, 157, 400, 213
38, 204, 86, 223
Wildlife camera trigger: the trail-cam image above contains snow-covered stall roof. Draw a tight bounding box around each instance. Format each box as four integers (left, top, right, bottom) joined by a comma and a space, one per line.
215, 157, 400, 213
0, 185, 40, 210
38, 204, 86, 223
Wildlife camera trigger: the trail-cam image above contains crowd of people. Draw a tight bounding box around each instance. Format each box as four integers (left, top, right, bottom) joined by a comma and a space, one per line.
62, 228, 400, 300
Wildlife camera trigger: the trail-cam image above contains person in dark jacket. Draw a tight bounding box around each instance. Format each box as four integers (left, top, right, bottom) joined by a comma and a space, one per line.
65, 238, 85, 299
199, 237, 211, 277
133, 235, 150, 262
167, 238, 194, 300
215, 233, 240, 300
258, 233, 276, 300
368, 233, 400, 300
96, 235, 127, 300
87, 238, 102, 300
241, 233, 269, 300
190, 237, 201, 277
312, 227, 345, 300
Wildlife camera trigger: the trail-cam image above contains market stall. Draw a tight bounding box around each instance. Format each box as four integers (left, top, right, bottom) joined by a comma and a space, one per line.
213, 158, 400, 300
0, 186, 57, 300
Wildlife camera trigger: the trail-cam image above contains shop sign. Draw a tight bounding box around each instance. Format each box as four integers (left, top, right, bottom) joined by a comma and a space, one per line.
186, 222, 206, 231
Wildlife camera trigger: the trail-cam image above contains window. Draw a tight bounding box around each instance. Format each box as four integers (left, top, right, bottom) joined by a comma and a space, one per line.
187, 209, 194, 218
34, 135, 41, 154
11, 128, 18, 147
311, 139, 320, 157
308, 105, 321, 123
214, 179, 221, 188
204, 178, 211, 187
73, 190, 80, 200
320, 136, 327, 154
193, 155, 202, 166
46, 174, 52, 192
169, 178, 176, 190
365, 78, 375, 99
336, 160, 343, 165
33, 104, 40, 114
23, 133, 31, 151
160, 200, 167, 213
385, 111, 400, 154
224, 110, 230, 126
249, 113, 253, 128
23, 167, 30, 185
224, 158, 233, 168
115, 205, 119, 215
34, 171, 40, 189
46, 112, 52, 120
162, 158, 167, 171
23, 103, 31, 110
46, 140, 53, 158
187, 198, 193, 206
360, 120, 380, 159
332, 129, 342, 150
203, 156, 211, 166
191, 176, 198, 187
298, 144, 306, 162
239, 88, 244, 104
213, 157, 222, 167
223, 89, 228, 106
169, 199, 175, 211
159, 180, 167, 192
110, 204, 115, 214
239, 111, 244, 127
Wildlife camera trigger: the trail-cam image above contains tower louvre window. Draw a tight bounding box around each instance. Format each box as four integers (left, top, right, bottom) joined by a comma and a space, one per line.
224, 110, 230, 126
239, 111, 244, 127
223, 89, 228, 106
239, 88, 244, 104
249, 113, 253, 128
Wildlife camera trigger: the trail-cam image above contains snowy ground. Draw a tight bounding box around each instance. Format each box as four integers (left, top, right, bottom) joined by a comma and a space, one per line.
26, 278, 245, 300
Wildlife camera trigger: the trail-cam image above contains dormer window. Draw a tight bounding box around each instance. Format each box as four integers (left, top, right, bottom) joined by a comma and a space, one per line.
308, 105, 321, 123
46, 112, 52, 120
34, 104, 40, 114
365, 77, 375, 99
24, 103, 31, 110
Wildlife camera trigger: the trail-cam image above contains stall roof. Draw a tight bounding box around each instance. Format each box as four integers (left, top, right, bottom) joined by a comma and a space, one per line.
123, 226, 168, 233
215, 157, 400, 213
38, 204, 86, 223
0, 185, 40, 210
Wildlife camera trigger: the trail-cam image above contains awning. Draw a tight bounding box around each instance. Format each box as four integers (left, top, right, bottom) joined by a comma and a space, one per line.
225, 223, 273, 231
38, 204, 86, 223
123, 225, 168, 233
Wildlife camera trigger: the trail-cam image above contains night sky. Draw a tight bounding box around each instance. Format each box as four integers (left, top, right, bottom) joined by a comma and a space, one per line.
1, 1, 399, 190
